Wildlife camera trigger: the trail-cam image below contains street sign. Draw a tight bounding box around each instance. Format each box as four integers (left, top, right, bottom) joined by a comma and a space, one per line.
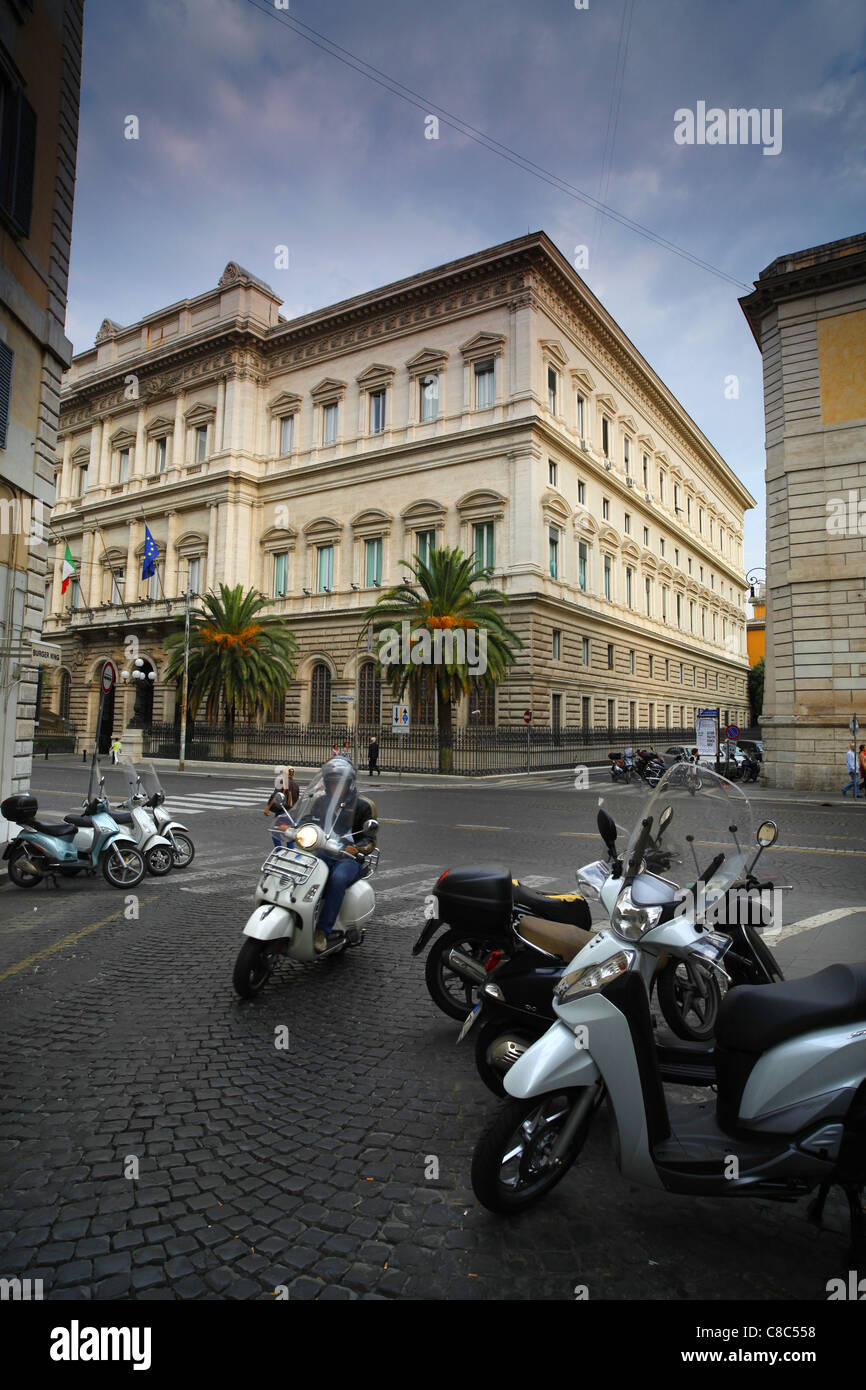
100, 660, 117, 694
523, 710, 532, 724
392, 703, 410, 732
726, 724, 740, 741
30, 641, 61, 668
334, 694, 355, 702
695, 708, 719, 759
850, 715, 860, 736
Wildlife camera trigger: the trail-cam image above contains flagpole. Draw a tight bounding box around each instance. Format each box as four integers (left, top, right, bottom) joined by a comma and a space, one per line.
50, 524, 94, 623
95, 524, 131, 618
139, 508, 170, 611
178, 582, 191, 773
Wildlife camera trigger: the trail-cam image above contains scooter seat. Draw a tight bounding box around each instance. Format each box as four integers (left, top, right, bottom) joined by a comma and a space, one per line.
64, 814, 93, 828
716, 962, 866, 1054
513, 882, 591, 929
32, 820, 77, 837
110, 811, 134, 825
516, 914, 594, 961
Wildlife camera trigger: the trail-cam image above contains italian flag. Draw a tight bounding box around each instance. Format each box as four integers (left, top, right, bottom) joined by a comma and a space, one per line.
61, 542, 76, 595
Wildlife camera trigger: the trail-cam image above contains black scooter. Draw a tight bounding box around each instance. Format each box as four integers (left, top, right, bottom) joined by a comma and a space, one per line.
458, 808, 786, 1094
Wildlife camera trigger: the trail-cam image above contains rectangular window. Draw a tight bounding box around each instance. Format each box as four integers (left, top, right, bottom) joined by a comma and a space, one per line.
629, 700, 636, 727
195, 425, 208, 463
688, 557, 692, 575
577, 479, 585, 505
582, 695, 591, 728
548, 459, 558, 487
280, 415, 295, 454
0, 73, 37, 237
77, 465, 88, 497
649, 702, 655, 728
369, 391, 386, 434
416, 529, 436, 566
701, 607, 706, 637
578, 540, 587, 592
364, 537, 382, 587
674, 483, 680, 513
547, 366, 557, 413
687, 496, 692, 524
643, 454, 649, 490
662, 587, 668, 623
322, 403, 338, 445
603, 555, 612, 600
689, 600, 695, 633
645, 576, 652, 616
607, 643, 614, 670
602, 415, 610, 459
419, 374, 438, 422
629, 649, 635, 675
675, 547, 679, 566
624, 436, 631, 474
147, 563, 160, 601
665, 703, 671, 725
70, 576, 81, 608
624, 513, 631, 535
316, 545, 334, 592
699, 507, 703, 533
625, 566, 633, 608
473, 521, 494, 571
643, 526, 649, 546
649, 654, 654, 678
548, 527, 559, 579
110, 567, 125, 605
608, 698, 616, 726
658, 471, 665, 503
602, 497, 610, 521
659, 538, 665, 557
576, 393, 585, 438
475, 359, 494, 409
154, 437, 167, 473
552, 693, 562, 729
117, 448, 130, 483
676, 593, 682, 628
274, 552, 289, 597
187, 556, 202, 594
665, 658, 670, 681
552, 629, 562, 660
581, 636, 590, 665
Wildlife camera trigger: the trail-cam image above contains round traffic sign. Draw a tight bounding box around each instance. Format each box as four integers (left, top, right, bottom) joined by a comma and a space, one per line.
101, 660, 116, 694
523, 710, 532, 725
726, 724, 740, 740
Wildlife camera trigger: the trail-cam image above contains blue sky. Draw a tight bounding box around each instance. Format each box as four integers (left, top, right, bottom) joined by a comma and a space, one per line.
67, 0, 866, 577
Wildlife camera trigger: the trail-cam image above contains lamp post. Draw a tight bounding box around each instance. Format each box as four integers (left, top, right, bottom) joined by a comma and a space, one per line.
746, 567, 766, 602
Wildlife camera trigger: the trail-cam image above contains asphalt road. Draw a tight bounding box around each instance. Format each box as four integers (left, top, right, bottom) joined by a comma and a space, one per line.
1, 757, 866, 1301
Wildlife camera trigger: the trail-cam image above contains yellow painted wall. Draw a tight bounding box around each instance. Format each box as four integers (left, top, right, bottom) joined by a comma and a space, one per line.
817, 308, 866, 425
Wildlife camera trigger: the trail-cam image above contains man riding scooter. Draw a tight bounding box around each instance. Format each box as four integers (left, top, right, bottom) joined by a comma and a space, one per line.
275, 757, 377, 953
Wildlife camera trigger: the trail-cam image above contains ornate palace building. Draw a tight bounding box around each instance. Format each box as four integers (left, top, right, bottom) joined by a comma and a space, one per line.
41, 232, 753, 747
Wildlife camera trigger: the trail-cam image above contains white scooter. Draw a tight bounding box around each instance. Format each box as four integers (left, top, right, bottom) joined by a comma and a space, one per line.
232, 761, 378, 998
470, 763, 866, 1261
67, 760, 174, 877
133, 763, 195, 868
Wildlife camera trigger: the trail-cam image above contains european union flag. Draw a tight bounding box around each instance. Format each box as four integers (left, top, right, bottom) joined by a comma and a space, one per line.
142, 525, 159, 580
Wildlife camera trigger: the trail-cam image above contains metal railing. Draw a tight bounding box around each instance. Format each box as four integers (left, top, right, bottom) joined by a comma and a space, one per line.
141, 721, 695, 775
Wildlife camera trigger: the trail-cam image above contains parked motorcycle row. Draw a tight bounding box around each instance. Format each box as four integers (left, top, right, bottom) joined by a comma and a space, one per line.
610, 742, 760, 787
1, 758, 194, 890
414, 764, 866, 1260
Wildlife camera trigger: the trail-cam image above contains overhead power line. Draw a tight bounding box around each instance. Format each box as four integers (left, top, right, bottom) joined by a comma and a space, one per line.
239, 0, 751, 291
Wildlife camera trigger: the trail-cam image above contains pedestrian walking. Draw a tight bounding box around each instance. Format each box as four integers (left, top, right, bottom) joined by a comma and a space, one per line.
859, 744, 866, 796
110, 736, 123, 765
368, 736, 380, 777
842, 742, 859, 797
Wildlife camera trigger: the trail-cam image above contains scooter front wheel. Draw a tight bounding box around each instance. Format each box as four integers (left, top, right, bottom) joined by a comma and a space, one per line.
170, 834, 195, 868
101, 845, 145, 888
656, 957, 722, 1041
472, 1088, 594, 1213
233, 938, 283, 998
7, 845, 43, 888
145, 845, 174, 876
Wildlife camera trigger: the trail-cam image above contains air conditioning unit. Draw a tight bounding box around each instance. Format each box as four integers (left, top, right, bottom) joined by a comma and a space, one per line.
626, 476, 635, 488
580, 437, 589, 452
604, 459, 612, 471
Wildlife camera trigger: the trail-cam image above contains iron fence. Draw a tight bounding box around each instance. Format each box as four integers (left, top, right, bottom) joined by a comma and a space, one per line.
142, 721, 696, 775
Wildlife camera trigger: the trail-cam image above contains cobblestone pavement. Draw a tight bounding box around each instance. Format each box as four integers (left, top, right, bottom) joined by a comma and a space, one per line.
1, 765, 865, 1301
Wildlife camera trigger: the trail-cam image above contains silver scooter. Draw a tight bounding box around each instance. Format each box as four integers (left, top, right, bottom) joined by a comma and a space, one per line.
470, 763, 866, 1260
69, 760, 174, 877
134, 763, 194, 868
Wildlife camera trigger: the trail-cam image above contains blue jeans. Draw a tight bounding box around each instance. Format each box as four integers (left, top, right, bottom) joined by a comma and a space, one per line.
318, 856, 364, 933
843, 770, 860, 796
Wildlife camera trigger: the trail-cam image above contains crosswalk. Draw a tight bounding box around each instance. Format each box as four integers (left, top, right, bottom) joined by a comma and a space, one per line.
176, 851, 442, 900
164, 787, 267, 816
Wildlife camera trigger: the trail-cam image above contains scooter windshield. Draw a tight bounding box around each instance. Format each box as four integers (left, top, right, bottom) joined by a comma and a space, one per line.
622, 763, 754, 907
291, 764, 358, 840
99, 760, 138, 805
137, 764, 165, 804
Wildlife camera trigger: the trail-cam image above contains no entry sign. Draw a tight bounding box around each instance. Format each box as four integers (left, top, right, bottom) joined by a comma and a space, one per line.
101, 660, 116, 694
523, 710, 532, 724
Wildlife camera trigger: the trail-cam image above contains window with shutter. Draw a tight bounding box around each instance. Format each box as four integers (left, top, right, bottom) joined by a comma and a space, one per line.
0, 74, 36, 238
0, 341, 12, 448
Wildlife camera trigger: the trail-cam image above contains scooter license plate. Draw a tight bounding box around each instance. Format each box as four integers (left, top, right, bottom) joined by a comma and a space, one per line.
457, 999, 483, 1043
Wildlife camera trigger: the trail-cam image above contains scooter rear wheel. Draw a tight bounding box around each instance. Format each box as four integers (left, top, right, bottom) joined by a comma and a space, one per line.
425, 929, 494, 1021
170, 834, 195, 868
471, 1089, 594, 1213
8, 845, 43, 888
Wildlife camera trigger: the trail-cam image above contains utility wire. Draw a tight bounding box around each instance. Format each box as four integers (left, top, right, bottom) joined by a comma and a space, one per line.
592, 0, 636, 265
239, 0, 751, 291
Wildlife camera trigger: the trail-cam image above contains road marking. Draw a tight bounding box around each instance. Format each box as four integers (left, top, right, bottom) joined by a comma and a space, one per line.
453, 824, 510, 831
0, 896, 158, 982
379, 818, 415, 824
764, 906, 866, 944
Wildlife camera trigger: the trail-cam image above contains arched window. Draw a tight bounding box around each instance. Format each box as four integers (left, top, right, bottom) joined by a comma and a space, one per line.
412, 671, 434, 726
59, 670, 71, 722
358, 663, 381, 725
310, 664, 331, 725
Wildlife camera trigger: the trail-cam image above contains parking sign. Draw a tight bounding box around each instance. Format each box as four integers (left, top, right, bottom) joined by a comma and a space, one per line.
392, 703, 410, 732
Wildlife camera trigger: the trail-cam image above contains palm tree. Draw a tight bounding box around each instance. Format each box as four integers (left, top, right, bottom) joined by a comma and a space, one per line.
163, 584, 298, 745
363, 546, 521, 771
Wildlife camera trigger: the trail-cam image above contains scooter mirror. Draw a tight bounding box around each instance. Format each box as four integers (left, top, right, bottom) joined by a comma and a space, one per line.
658, 805, 673, 834
271, 792, 286, 810
756, 820, 778, 848
362, 819, 379, 834
597, 807, 618, 851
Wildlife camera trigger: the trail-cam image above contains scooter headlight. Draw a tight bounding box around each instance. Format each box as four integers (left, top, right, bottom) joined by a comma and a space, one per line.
611, 887, 663, 941
554, 949, 635, 1005
295, 824, 320, 850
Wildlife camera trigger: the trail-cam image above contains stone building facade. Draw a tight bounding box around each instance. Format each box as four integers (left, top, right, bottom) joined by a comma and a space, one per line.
43, 233, 752, 748
741, 233, 866, 791
0, 0, 83, 839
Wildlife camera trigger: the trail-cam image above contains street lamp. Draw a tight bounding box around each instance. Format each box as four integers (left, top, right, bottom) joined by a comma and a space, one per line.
746, 567, 766, 601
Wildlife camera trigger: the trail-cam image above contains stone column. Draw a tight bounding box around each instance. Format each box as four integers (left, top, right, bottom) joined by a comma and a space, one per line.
165, 510, 178, 598
97, 419, 111, 490
134, 405, 147, 486
206, 502, 218, 590
89, 419, 101, 492
82, 527, 97, 606
125, 520, 141, 603
215, 378, 226, 453
50, 538, 64, 615
59, 437, 72, 502
172, 393, 185, 475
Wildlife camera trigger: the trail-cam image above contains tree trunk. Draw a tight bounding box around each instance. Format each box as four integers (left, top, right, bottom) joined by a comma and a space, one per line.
437, 686, 453, 773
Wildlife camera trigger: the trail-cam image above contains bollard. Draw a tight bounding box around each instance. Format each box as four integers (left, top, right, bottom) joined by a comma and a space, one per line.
82, 748, 86, 762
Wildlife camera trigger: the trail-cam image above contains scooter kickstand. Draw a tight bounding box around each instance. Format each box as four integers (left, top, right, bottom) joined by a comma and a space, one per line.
807, 1182, 830, 1226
